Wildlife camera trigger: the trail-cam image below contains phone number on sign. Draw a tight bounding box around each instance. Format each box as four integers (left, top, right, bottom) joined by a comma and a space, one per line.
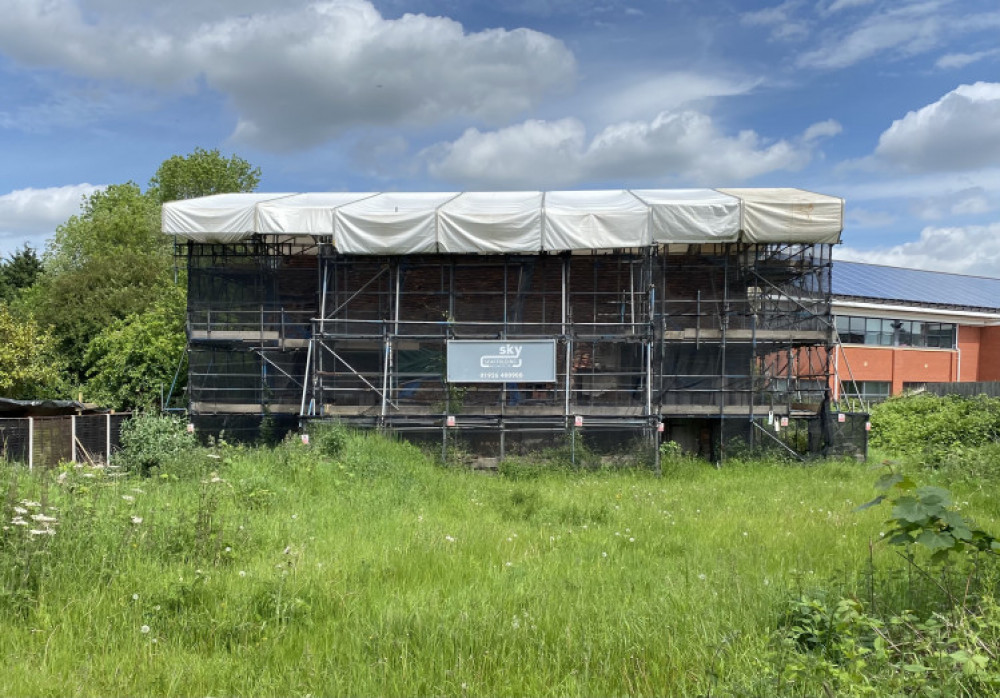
479, 371, 524, 380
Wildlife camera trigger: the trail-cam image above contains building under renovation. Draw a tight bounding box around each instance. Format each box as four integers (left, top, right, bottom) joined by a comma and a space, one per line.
164, 189, 857, 460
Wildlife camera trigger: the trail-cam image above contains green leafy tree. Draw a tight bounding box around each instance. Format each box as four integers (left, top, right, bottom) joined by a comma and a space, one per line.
0, 246, 43, 303
31, 148, 261, 394
149, 147, 261, 204
34, 183, 167, 376
0, 304, 67, 398
83, 286, 187, 410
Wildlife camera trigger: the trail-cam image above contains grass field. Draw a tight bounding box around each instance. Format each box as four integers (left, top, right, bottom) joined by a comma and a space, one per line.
2, 430, 999, 696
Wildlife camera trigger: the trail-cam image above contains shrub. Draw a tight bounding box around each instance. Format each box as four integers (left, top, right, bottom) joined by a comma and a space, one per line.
118, 412, 197, 475
309, 421, 349, 459
870, 393, 1000, 458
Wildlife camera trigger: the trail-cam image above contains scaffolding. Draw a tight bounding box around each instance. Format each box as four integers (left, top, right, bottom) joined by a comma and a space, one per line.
182, 239, 845, 459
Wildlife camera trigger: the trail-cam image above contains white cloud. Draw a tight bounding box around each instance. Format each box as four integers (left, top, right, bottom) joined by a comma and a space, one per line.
797, 1, 945, 69
741, 1, 810, 42
822, 0, 876, 13
0, 0, 575, 150
0, 184, 103, 254
595, 72, 760, 123
935, 48, 1000, 69
832, 168, 1000, 203
802, 119, 843, 143
837, 222, 1000, 276
424, 118, 588, 188
424, 110, 840, 189
845, 207, 896, 228
874, 82, 1000, 173
908, 187, 998, 221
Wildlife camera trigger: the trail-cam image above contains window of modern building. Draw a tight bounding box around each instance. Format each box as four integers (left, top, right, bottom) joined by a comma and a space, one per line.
840, 380, 891, 402
835, 315, 956, 349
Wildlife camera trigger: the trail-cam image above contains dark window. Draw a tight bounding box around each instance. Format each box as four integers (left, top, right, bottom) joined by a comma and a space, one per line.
840, 380, 891, 402
836, 315, 956, 349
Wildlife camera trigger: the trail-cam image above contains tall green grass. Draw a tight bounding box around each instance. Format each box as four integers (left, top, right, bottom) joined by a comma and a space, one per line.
1, 433, 998, 696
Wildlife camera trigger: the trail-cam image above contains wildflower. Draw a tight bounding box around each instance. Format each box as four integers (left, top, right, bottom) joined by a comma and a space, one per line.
132, 594, 139, 601
13, 506, 27, 515
130, 516, 143, 525
697, 573, 707, 581
507, 537, 513, 542
31, 514, 57, 523
239, 570, 247, 577
742, 531, 748, 537
225, 546, 232, 553
291, 514, 298, 520
140, 625, 150, 634
505, 562, 512, 567
121, 495, 135, 502
29, 529, 56, 536
628, 537, 635, 543
11, 516, 28, 526
20, 500, 41, 509
445, 535, 456, 543
601, 552, 608, 558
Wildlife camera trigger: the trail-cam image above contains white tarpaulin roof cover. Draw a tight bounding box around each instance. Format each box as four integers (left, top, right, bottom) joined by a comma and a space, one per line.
163, 188, 842, 252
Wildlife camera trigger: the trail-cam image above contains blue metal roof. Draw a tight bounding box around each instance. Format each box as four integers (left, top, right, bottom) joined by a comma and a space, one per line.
833, 261, 1000, 311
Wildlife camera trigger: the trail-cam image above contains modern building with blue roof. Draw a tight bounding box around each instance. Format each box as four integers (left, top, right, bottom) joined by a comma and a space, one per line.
831, 261, 1000, 402
834, 261, 1000, 312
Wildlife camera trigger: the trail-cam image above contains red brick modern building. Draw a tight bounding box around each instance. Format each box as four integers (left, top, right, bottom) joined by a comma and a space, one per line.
832, 261, 1000, 402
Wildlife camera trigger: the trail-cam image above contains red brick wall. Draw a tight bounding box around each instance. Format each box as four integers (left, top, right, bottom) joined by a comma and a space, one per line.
959, 326, 981, 381
979, 326, 1000, 381
835, 343, 961, 397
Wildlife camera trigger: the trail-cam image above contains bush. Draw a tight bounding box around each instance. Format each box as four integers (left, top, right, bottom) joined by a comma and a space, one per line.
309, 421, 349, 459
870, 393, 1000, 458
118, 413, 197, 475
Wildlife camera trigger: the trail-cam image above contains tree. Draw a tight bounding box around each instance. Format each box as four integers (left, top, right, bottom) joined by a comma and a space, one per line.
32, 148, 261, 393
149, 147, 261, 204
84, 286, 187, 410
43, 182, 164, 275
0, 246, 43, 303
0, 304, 67, 399
34, 183, 167, 376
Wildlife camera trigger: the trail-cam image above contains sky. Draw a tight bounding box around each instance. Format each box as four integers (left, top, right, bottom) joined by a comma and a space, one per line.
1, 0, 999, 275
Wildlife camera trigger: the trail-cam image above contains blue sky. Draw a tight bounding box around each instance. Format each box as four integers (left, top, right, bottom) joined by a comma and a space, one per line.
1, 0, 999, 274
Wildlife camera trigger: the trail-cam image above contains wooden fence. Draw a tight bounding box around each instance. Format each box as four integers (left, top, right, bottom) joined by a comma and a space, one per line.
922, 382, 1000, 399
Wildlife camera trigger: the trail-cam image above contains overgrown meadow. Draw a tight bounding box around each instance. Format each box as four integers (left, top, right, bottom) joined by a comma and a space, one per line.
3, 402, 1000, 696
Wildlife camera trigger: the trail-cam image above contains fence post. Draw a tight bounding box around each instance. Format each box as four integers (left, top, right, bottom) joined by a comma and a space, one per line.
28, 417, 34, 472
71, 415, 77, 463
106, 413, 112, 465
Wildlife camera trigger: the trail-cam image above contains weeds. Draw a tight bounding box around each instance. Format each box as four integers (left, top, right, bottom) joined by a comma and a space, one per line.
0, 431, 998, 696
